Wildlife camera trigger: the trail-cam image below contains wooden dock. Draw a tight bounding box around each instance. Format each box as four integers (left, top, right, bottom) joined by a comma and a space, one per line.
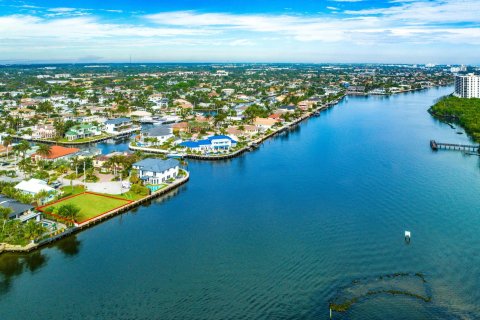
430, 140, 479, 152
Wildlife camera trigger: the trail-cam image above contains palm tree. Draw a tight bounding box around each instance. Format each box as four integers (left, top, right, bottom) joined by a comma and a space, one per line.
71, 156, 80, 176
24, 220, 45, 241
57, 204, 80, 223
13, 140, 30, 160
36, 143, 52, 159
34, 189, 50, 207
18, 158, 34, 178
2, 135, 13, 160
0, 206, 13, 232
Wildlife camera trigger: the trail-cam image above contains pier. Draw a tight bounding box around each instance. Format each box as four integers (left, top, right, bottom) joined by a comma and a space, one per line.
430, 140, 479, 153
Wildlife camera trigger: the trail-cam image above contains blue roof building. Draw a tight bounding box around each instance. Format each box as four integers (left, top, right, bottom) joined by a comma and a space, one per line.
179, 135, 237, 152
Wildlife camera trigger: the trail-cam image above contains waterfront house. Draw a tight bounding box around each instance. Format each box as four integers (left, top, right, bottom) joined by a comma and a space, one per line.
65, 124, 102, 141
132, 158, 179, 185
105, 117, 138, 134
130, 110, 152, 122
32, 145, 80, 161
226, 127, 244, 137
347, 86, 366, 95
30, 125, 57, 140
14, 179, 55, 197
243, 125, 259, 135
93, 151, 134, 173
179, 135, 237, 152
77, 115, 107, 124
172, 122, 189, 133
298, 100, 315, 111
254, 117, 280, 130
138, 126, 174, 147
278, 105, 296, 113
0, 195, 38, 221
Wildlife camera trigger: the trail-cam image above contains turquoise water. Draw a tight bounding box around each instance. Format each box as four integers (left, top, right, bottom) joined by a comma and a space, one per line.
1, 86, 480, 319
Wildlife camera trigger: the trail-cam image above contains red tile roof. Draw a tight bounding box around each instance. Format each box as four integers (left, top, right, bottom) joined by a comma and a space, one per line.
35, 145, 80, 160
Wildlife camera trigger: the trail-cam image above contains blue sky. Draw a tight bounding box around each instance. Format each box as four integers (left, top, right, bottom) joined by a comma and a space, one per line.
0, 0, 479, 64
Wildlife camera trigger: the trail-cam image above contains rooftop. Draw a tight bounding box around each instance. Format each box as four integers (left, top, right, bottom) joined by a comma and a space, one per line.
145, 125, 172, 137
133, 158, 179, 173
35, 145, 80, 159
14, 178, 55, 195
105, 117, 131, 125
0, 195, 34, 219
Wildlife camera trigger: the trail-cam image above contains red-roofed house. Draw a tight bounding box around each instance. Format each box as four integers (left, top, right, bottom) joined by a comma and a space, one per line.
32, 145, 80, 161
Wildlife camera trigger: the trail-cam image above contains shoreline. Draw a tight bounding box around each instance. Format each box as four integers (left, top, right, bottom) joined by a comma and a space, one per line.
0, 85, 453, 255
428, 93, 480, 144
0, 170, 189, 255
129, 96, 345, 160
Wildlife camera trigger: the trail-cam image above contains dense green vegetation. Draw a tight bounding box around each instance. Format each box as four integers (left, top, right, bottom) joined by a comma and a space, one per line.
429, 95, 480, 142
0, 206, 46, 246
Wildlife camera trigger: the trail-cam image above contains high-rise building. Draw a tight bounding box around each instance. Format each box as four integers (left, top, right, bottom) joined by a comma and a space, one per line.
454, 73, 480, 98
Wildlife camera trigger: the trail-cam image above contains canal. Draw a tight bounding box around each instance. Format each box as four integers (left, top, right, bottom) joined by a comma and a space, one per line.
1, 86, 479, 319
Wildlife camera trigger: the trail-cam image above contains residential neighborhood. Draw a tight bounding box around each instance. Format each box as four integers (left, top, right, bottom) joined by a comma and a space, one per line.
0, 63, 454, 251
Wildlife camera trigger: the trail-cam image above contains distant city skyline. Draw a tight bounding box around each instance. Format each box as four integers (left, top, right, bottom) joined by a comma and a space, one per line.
0, 0, 479, 64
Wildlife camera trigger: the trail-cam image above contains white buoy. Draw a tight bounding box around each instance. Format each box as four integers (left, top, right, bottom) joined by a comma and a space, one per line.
405, 230, 411, 242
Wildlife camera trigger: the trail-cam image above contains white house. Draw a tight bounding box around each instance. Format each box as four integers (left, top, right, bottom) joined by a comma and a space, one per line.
139, 126, 174, 147
132, 158, 179, 185
179, 135, 237, 152
14, 179, 55, 196
105, 117, 139, 134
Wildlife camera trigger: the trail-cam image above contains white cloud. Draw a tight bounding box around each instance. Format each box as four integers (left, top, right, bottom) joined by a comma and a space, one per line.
0, 15, 216, 40
229, 39, 255, 46
47, 7, 77, 13
0, 0, 479, 63
145, 7, 480, 45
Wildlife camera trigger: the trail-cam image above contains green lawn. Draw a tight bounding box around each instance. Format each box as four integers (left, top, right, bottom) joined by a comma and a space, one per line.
59, 185, 85, 197
41, 192, 131, 223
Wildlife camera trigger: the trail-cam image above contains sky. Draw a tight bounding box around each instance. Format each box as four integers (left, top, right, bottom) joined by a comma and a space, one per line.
0, 0, 479, 64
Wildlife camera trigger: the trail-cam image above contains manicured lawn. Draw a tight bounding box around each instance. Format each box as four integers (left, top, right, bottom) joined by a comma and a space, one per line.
40, 192, 132, 223
59, 185, 85, 197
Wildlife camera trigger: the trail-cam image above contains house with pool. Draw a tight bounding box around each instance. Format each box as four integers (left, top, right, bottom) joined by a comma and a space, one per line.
137, 126, 175, 147
179, 135, 237, 153
132, 158, 179, 186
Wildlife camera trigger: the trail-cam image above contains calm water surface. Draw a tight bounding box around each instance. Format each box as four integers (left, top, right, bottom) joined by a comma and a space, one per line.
1, 86, 480, 319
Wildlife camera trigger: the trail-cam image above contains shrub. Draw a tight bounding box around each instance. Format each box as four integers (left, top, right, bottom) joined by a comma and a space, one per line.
130, 184, 149, 196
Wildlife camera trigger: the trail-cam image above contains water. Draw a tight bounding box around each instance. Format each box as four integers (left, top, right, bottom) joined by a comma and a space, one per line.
2, 86, 480, 319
